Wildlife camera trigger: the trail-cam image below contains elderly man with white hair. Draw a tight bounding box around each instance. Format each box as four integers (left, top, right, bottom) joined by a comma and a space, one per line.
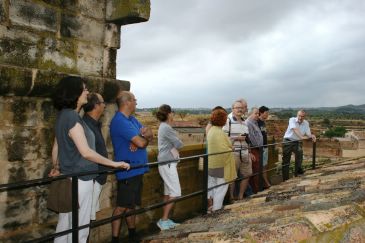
282, 110, 316, 181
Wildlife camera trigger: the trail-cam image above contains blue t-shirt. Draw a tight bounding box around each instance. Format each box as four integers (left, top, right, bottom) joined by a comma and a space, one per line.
110, 111, 149, 180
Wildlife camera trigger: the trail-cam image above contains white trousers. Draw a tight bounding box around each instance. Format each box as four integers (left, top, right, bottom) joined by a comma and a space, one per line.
263, 147, 268, 167
207, 176, 228, 211
90, 181, 102, 220
158, 163, 181, 197
54, 179, 93, 243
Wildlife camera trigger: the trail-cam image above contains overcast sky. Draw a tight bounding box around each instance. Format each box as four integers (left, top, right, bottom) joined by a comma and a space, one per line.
116, 0, 365, 109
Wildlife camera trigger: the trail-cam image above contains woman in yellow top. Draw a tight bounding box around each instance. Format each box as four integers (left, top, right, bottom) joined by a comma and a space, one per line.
207, 107, 236, 212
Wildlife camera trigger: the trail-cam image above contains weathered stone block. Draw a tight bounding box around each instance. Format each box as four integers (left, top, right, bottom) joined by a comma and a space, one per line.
79, 0, 105, 19
104, 23, 120, 48
42, 0, 105, 19
23, 159, 49, 180
82, 76, 104, 94
39, 37, 77, 73
0, 98, 14, 127
0, 25, 40, 43
61, 13, 104, 45
76, 42, 103, 76
106, 0, 150, 25
9, 0, 57, 32
0, 1, 6, 23
5, 128, 40, 162
39, 127, 55, 159
102, 79, 130, 102
0, 65, 33, 96
3, 196, 34, 230
0, 38, 38, 68
29, 69, 66, 97
40, 99, 56, 123
0, 160, 9, 184
103, 48, 117, 78
10, 98, 38, 125
41, 0, 77, 9
304, 205, 363, 232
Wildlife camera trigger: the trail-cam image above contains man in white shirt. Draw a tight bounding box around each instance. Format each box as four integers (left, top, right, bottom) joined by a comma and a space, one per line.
282, 110, 316, 181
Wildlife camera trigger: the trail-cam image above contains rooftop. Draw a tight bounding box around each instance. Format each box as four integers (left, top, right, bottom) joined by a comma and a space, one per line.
144, 157, 365, 242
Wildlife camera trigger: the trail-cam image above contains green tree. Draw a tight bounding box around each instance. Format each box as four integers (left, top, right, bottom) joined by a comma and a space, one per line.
324, 126, 347, 138
322, 118, 332, 128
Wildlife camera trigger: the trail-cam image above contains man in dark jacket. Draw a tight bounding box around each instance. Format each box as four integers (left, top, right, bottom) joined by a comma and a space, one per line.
83, 92, 108, 221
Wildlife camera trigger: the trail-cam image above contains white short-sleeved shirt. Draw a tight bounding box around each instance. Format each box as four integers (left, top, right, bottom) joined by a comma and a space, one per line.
283, 117, 312, 141
222, 113, 249, 155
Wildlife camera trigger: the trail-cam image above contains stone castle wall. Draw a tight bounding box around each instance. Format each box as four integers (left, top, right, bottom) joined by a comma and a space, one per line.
0, 0, 150, 241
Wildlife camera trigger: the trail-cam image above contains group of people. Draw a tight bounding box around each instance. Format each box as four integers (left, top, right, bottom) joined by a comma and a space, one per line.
204, 99, 316, 213
49, 76, 184, 242
204, 100, 270, 212
49, 76, 316, 242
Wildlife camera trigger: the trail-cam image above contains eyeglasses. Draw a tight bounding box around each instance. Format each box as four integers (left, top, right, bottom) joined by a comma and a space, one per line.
233, 107, 244, 110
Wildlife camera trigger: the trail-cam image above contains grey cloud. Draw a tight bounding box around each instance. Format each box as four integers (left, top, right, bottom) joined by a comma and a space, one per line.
117, 0, 365, 108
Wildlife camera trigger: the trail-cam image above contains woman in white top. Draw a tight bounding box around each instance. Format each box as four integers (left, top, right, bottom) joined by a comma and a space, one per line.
156, 104, 184, 230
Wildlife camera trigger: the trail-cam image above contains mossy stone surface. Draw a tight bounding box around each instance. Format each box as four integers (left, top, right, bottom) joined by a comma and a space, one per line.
30, 70, 66, 97
0, 1, 5, 23
60, 13, 81, 38
0, 65, 33, 96
0, 38, 38, 68
10, 1, 57, 32
107, 0, 150, 25
38, 37, 77, 72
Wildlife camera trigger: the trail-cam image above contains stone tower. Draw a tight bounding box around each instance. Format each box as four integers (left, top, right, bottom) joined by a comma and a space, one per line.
0, 0, 150, 241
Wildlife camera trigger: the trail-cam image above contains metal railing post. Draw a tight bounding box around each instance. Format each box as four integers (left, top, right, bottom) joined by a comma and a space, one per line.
259, 146, 264, 192
312, 141, 316, 170
72, 176, 79, 243
202, 155, 208, 215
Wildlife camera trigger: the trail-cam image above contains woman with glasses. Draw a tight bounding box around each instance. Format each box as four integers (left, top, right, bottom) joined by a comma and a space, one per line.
49, 76, 130, 243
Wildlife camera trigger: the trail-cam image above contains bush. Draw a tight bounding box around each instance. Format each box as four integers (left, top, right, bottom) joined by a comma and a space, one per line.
323, 126, 347, 138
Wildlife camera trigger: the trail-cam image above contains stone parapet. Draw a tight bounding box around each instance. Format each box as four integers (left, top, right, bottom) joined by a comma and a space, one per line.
0, 144, 205, 242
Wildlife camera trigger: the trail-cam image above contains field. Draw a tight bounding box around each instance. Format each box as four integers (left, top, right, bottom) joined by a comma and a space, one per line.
136, 111, 365, 159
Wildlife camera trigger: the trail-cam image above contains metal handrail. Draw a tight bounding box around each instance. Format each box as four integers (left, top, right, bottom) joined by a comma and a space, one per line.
0, 138, 317, 243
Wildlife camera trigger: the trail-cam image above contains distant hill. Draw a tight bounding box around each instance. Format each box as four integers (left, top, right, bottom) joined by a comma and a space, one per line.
138, 104, 365, 119
271, 104, 365, 119
333, 104, 365, 114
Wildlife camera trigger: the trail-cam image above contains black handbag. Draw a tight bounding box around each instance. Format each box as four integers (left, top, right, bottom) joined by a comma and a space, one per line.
47, 178, 73, 213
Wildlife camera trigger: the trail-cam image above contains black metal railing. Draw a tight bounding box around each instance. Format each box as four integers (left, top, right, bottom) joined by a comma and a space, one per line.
0, 138, 317, 242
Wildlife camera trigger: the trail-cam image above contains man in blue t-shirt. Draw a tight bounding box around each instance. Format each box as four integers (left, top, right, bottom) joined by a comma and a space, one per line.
110, 91, 153, 243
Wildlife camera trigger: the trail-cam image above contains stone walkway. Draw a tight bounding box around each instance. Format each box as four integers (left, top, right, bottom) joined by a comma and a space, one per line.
143, 158, 365, 242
